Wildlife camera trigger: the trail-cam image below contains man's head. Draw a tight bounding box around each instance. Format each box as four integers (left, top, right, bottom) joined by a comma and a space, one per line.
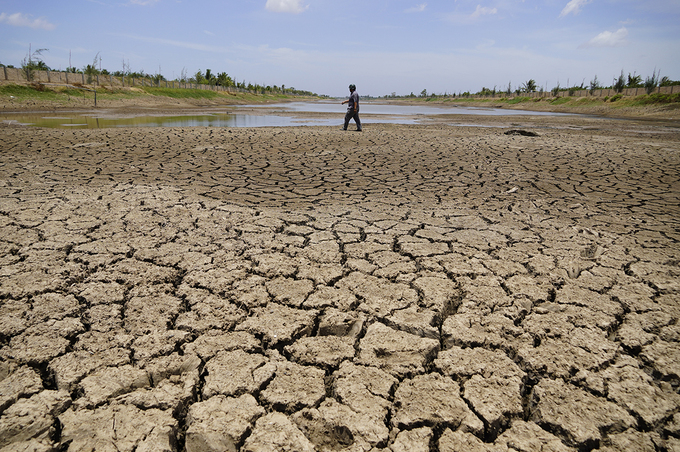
349, 84, 356, 91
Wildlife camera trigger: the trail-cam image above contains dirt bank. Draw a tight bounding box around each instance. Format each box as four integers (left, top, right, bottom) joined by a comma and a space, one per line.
0, 82, 312, 114
1, 112, 679, 451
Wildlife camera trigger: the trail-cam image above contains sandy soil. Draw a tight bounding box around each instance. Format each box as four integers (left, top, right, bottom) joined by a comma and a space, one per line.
1, 105, 680, 452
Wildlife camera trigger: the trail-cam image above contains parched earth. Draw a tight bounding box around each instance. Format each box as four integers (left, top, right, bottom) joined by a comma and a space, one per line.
0, 112, 679, 451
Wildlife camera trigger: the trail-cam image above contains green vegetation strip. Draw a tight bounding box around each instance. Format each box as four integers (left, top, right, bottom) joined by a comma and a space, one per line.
140, 87, 221, 99
0, 84, 86, 99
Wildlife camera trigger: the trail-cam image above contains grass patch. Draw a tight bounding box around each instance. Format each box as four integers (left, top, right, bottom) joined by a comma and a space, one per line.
0, 84, 61, 99
504, 96, 531, 105
549, 97, 572, 105
141, 87, 220, 99
629, 93, 680, 105
450, 97, 495, 104
572, 97, 602, 105
139, 87, 307, 103
0, 83, 95, 102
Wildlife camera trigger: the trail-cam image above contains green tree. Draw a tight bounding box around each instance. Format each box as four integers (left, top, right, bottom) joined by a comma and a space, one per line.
521, 79, 537, 93
644, 69, 660, 94
420, 88, 427, 97
194, 70, 205, 84
83, 52, 101, 84
151, 72, 166, 85
21, 45, 49, 81
660, 76, 680, 86
551, 81, 561, 97
216, 72, 233, 87
589, 75, 601, 94
613, 70, 625, 93
627, 72, 642, 88
204, 69, 217, 85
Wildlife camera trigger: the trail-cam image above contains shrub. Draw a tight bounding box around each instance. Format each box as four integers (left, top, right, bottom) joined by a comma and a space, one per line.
624, 93, 680, 106
550, 97, 571, 105
506, 96, 531, 104
141, 87, 219, 99
551, 82, 561, 97
644, 69, 660, 95
642, 93, 680, 104
627, 73, 643, 88
609, 94, 622, 102
660, 76, 680, 87
613, 70, 625, 93
521, 79, 537, 93
589, 75, 601, 95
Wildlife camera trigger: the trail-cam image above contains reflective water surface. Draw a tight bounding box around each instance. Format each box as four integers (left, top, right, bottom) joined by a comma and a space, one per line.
257, 101, 574, 116
1, 113, 344, 129
0, 101, 574, 129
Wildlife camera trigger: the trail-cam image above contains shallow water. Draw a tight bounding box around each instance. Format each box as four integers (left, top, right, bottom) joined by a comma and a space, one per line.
0, 111, 414, 129
0, 113, 344, 129
0, 101, 573, 129
254, 101, 575, 116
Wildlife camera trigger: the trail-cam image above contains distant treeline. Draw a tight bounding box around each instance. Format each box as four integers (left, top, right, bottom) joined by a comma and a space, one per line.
384, 70, 679, 99
1, 47, 318, 97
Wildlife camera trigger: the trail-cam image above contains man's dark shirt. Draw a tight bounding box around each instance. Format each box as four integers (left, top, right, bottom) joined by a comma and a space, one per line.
347, 91, 359, 111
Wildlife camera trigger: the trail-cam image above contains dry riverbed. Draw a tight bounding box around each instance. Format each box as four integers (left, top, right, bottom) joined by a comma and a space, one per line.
1, 108, 679, 451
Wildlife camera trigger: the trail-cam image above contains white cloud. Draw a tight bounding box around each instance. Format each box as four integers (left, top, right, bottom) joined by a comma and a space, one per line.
130, 0, 160, 5
265, 0, 308, 14
0, 12, 56, 30
470, 5, 497, 18
560, 0, 591, 17
581, 27, 629, 48
405, 3, 427, 13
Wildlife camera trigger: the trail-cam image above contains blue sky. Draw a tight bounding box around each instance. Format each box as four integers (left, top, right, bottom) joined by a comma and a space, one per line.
1, 0, 679, 97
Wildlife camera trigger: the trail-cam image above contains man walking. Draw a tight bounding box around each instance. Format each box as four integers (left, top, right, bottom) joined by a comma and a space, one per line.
341, 84, 362, 131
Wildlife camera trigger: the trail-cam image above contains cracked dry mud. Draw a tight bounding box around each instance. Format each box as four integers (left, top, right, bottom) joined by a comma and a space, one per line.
0, 115, 679, 452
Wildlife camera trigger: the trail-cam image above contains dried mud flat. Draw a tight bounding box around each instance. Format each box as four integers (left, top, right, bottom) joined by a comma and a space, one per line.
1, 112, 679, 452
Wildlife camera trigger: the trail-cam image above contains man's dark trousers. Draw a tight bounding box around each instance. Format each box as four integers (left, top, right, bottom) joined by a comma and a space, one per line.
343, 110, 362, 131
